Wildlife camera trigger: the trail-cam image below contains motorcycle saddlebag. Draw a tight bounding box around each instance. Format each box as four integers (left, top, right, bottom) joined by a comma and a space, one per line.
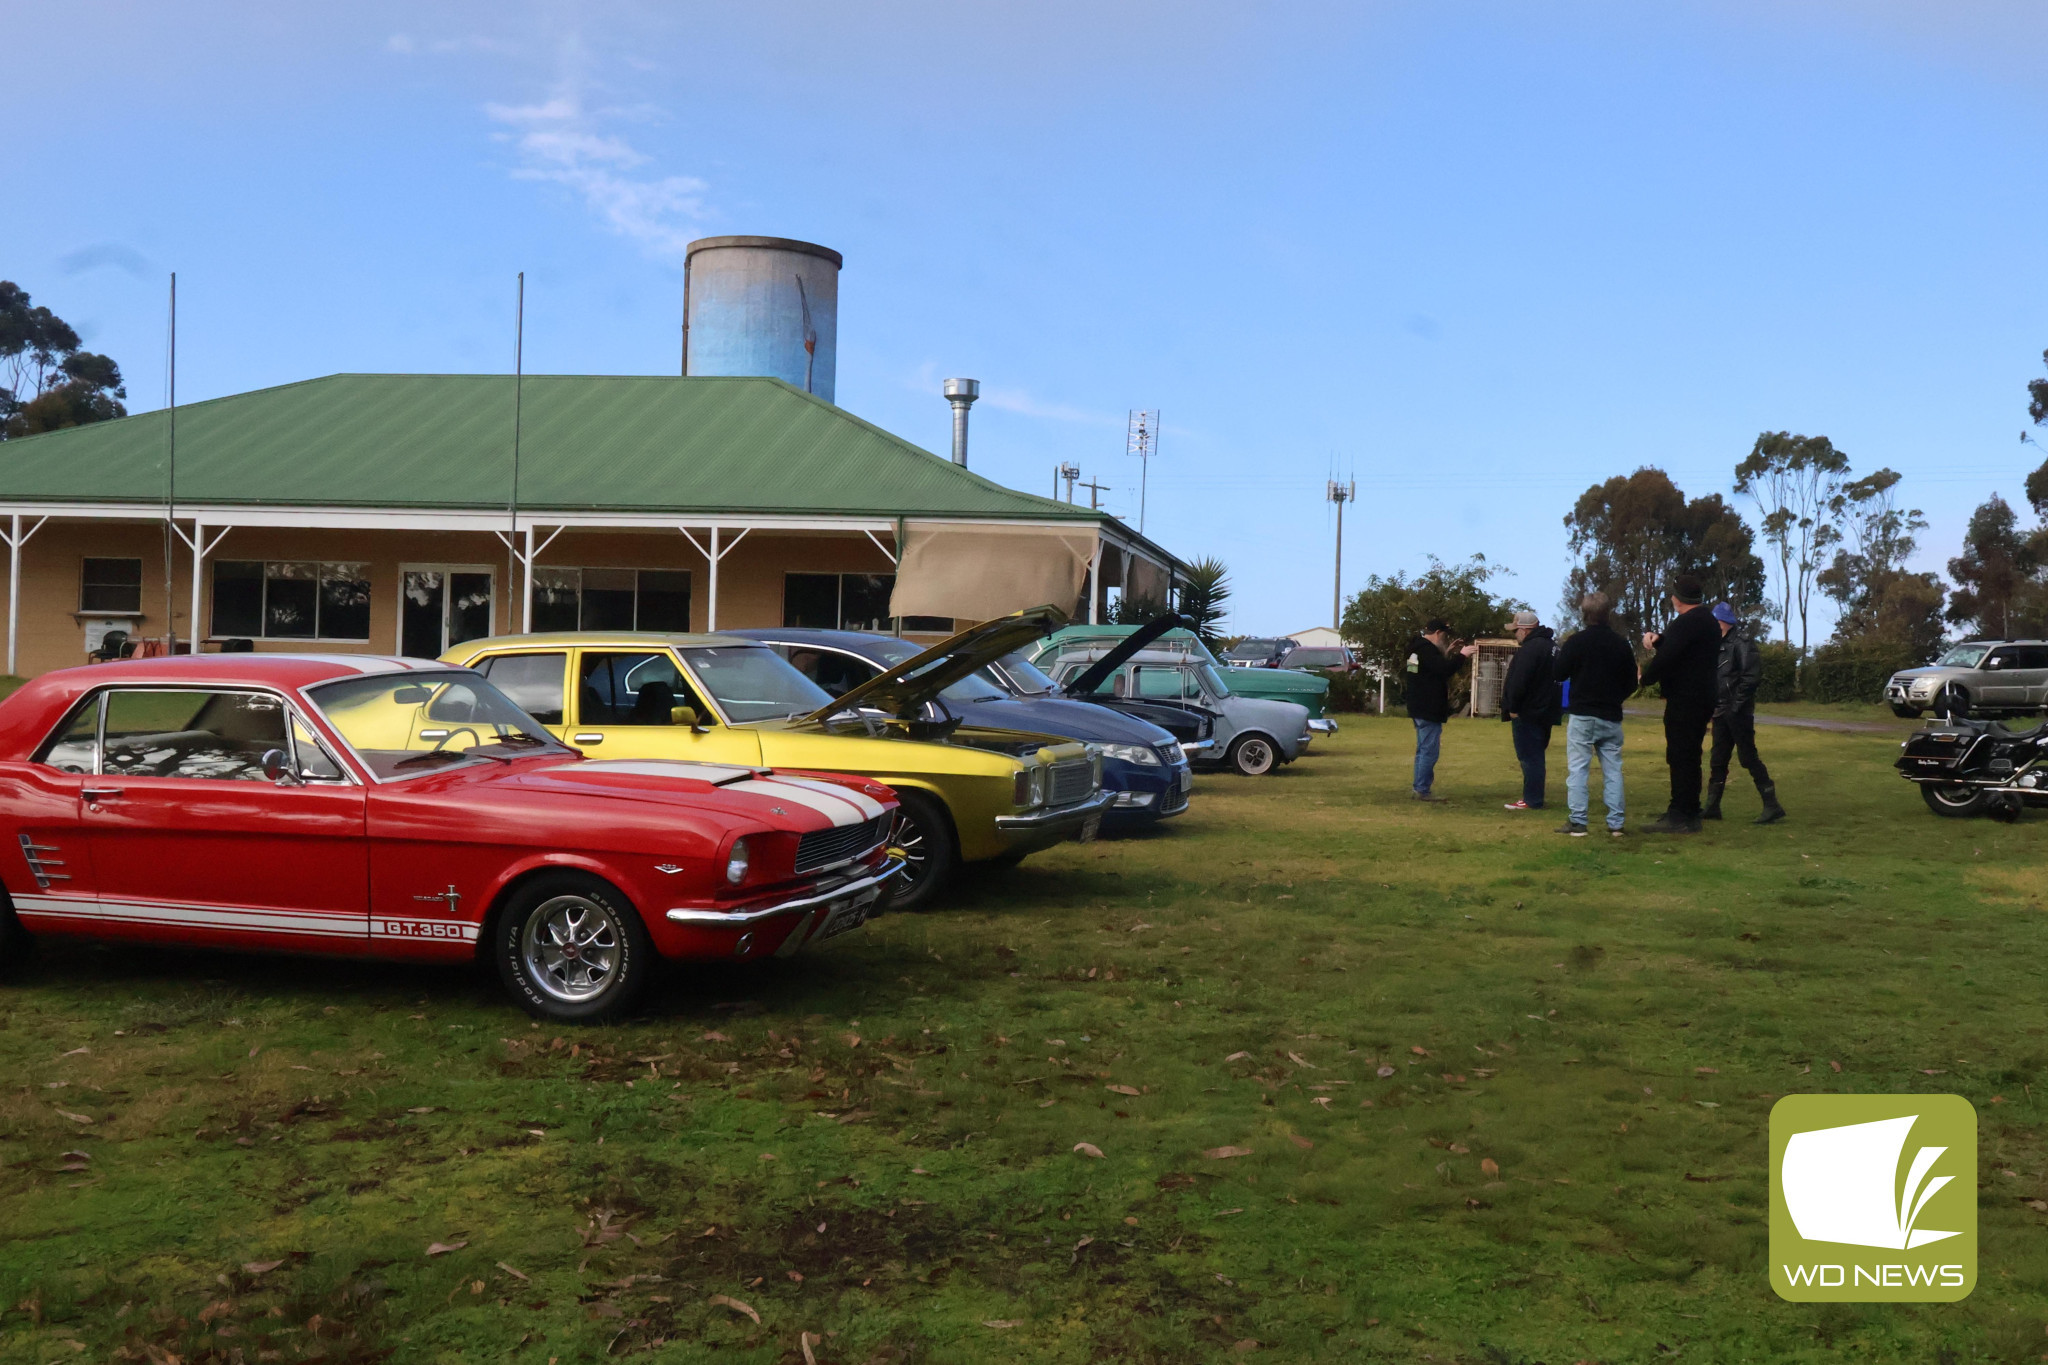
1897, 726, 1976, 777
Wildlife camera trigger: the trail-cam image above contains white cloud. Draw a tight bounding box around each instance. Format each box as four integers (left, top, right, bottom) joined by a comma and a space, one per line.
484, 89, 708, 260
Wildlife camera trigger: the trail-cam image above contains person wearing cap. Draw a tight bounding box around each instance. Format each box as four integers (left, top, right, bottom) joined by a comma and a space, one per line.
1638, 574, 1723, 834
1402, 617, 1477, 802
1497, 608, 1560, 810
1705, 601, 1785, 824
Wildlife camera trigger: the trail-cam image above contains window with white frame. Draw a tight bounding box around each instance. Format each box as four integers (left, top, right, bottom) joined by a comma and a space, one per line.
531, 568, 692, 633
211, 561, 372, 640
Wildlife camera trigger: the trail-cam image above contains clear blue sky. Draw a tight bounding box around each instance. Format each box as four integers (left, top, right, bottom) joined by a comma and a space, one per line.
9, 1, 2048, 637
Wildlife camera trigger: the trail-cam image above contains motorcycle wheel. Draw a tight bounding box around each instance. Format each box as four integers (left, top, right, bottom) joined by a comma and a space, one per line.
1921, 783, 1990, 818
1889, 704, 1922, 719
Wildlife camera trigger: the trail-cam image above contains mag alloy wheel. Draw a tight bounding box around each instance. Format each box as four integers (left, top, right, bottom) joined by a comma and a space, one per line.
1228, 735, 1277, 777
882, 790, 956, 912
496, 872, 651, 1022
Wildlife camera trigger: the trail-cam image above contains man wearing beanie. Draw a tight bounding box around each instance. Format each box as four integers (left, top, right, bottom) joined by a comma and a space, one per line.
1638, 575, 1722, 834
1498, 608, 1560, 810
1705, 601, 1786, 824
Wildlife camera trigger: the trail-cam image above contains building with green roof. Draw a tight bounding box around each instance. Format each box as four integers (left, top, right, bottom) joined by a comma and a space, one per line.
0, 373, 1184, 674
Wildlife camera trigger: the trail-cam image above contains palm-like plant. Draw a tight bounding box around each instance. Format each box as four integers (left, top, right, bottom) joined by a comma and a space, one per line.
1176, 557, 1231, 648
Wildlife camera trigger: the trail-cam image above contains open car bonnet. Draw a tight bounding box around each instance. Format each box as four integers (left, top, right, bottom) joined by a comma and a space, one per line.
802, 605, 1072, 722
1061, 613, 1191, 699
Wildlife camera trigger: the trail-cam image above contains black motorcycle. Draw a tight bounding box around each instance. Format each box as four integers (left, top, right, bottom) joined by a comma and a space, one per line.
1897, 714, 2048, 819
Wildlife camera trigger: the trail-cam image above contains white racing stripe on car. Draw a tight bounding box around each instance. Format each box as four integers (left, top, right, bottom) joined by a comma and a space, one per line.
760, 774, 888, 821
575, 759, 764, 785
15, 894, 368, 938
727, 776, 869, 827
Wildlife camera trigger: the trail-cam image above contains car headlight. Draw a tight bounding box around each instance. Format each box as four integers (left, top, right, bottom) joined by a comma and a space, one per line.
725, 837, 751, 885
1099, 743, 1161, 766
1161, 742, 1184, 765
1909, 679, 1936, 696
1014, 766, 1047, 807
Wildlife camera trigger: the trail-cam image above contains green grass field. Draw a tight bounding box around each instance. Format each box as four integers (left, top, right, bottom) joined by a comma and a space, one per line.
5, 713, 2047, 1363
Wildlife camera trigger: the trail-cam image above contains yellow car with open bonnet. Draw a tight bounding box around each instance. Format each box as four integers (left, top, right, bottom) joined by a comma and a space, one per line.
444, 607, 1104, 909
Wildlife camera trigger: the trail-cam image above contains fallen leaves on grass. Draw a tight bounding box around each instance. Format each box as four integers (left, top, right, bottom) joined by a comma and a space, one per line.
53, 1110, 92, 1125
1286, 1052, 1314, 1068
841, 1032, 863, 1048
983, 1319, 1023, 1329
1830, 1060, 1843, 1073
1223, 1051, 1251, 1063
1289, 1134, 1314, 1150
497, 1262, 529, 1281
1481, 1158, 1500, 1177
709, 1294, 760, 1324
1376, 1065, 1396, 1078
427, 1241, 467, 1256
242, 1259, 284, 1276
1073, 1142, 1105, 1159
1205, 1145, 1253, 1159
700, 1031, 730, 1043
1106, 1084, 1141, 1097
1694, 1067, 1718, 1075
1410, 1046, 1430, 1057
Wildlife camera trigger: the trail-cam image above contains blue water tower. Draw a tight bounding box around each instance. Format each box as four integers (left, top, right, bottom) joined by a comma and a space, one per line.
682, 236, 842, 404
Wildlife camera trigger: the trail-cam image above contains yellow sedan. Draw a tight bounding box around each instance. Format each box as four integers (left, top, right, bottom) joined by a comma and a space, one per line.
443, 609, 1105, 910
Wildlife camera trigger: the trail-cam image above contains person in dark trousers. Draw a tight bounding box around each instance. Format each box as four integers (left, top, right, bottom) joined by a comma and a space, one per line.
1705, 601, 1786, 824
1498, 609, 1560, 810
1637, 575, 1722, 834
1552, 591, 1638, 836
1403, 618, 1476, 802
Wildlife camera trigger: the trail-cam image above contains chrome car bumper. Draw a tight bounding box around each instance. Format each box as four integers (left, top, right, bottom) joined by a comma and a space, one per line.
1308, 718, 1338, 735
667, 856, 904, 957
994, 788, 1112, 831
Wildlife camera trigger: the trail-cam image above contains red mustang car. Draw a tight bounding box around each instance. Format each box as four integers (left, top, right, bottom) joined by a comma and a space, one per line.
0, 655, 900, 1021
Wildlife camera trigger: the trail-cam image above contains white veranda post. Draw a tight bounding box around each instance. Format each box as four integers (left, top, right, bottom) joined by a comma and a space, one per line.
172, 520, 232, 654
3, 515, 48, 675
495, 523, 565, 634
677, 527, 749, 632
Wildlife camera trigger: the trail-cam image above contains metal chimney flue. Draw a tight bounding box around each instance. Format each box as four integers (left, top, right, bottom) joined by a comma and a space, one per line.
943, 378, 979, 466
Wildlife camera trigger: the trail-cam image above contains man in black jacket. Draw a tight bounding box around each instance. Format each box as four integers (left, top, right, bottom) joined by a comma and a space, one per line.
1552, 591, 1638, 836
1403, 618, 1475, 802
1638, 575, 1721, 834
1498, 609, 1560, 810
1705, 602, 1786, 824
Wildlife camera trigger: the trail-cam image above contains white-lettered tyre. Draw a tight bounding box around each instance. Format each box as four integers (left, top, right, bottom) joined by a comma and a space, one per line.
494, 872, 652, 1022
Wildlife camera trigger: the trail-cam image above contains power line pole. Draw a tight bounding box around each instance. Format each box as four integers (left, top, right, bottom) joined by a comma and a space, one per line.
1058, 462, 1080, 503
1079, 476, 1111, 510
1327, 478, 1355, 628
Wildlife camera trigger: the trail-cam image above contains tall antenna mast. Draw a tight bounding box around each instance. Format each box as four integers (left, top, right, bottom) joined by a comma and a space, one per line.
1125, 410, 1159, 533
163, 272, 177, 654
1058, 462, 1081, 503
509, 272, 525, 630
1326, 478, 1356, 628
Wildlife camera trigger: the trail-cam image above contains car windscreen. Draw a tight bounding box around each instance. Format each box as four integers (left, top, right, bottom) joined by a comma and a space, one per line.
1936, 644, 1991, 668
994, 650, 1058, 696
306, 671, 563, 780
1227, 640, 1278, 659
681, 645, 834, 722
859, 640, 1007, 706
1287, 648, 1342, 668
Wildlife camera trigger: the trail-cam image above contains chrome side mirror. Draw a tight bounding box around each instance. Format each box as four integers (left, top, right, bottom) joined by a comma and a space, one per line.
260, 748, 302, 785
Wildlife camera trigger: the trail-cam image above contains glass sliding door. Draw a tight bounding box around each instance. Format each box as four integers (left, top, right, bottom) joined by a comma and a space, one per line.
399, 566, 495, 659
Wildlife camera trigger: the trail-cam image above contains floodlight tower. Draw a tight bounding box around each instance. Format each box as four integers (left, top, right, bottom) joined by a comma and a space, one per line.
1327, 478, 1356, 628
1125, 410, 1159, 533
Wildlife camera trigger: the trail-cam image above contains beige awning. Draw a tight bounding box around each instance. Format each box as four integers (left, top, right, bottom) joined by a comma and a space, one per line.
889, 521, 1099, 622
1125, 553, 1168, 607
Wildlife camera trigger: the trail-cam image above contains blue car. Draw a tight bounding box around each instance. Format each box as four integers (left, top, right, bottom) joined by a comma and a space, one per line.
729, 627, 1194, 831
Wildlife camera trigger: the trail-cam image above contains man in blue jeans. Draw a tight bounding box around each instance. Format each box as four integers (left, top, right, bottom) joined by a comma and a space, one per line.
1549, 591, 1639, 836
1402, 618, 1476, 802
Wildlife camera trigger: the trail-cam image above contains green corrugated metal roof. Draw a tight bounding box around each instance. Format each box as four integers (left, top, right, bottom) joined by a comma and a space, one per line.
0, 373, 1106, 523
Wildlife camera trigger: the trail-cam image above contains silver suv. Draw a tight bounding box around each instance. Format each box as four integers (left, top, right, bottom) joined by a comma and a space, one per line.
1886, 641, 2048, 718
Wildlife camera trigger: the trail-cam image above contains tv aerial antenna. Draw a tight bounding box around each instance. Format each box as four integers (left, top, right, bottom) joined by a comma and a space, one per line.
1125, 410, 1160, 533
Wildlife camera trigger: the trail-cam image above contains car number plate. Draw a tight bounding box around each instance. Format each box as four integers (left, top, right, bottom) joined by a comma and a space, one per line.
812, 899, 871, 943
1077, 814, 1102, 843
1177, 768, 1192, 793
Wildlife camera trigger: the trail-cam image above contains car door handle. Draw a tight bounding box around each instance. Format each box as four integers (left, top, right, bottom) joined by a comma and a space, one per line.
572, 733, 604, 745
82, 787, 124, 801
